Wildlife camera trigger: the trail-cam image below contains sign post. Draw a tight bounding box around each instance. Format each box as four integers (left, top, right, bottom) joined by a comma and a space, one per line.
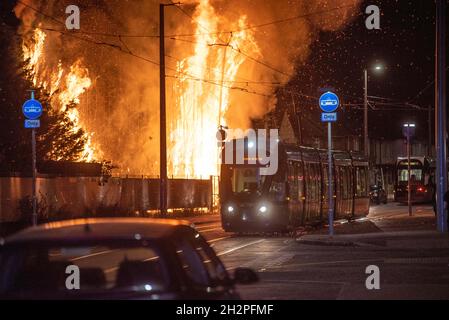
403, 123, 416, 217
320, 91, 340, 237
22, 92, 43, 226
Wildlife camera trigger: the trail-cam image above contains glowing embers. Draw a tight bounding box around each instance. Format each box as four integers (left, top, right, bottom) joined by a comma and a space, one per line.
21, 28, 97, 162
169, 0, 260, 179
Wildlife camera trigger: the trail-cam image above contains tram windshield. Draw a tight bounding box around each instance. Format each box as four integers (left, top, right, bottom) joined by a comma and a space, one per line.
230, 166, 267, 195
397, 160, 423, 184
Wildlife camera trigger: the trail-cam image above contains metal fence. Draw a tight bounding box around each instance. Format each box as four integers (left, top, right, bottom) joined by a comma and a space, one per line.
0, 176, 213, 223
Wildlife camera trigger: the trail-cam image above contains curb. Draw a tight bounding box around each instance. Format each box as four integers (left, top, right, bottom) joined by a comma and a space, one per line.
296, 238, 358, 247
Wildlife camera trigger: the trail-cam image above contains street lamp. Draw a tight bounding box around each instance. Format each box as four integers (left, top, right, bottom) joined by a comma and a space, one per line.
364, 63, 384, 159
403, 122, 416, 217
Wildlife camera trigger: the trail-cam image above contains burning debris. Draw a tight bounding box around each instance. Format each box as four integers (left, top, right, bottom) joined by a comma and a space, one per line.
14, 0, 360, 177
20, 27, 97, 162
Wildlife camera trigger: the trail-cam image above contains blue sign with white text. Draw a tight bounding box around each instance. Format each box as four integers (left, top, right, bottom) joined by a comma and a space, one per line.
22, 99, 43, 120
321, 113, 337, 122
319, 91, 339, 113
25, 119, 40, 129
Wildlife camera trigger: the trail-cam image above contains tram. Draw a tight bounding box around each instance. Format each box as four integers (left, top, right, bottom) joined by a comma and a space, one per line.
394, 156, 435, 204
219, 137, 370, 233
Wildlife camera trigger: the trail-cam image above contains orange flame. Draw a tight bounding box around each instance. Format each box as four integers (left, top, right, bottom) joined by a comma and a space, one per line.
22, 28, 97, 162
170, 0, 260, 178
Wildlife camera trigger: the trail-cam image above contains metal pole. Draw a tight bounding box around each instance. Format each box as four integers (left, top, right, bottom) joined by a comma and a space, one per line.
159, 4, 167, 216
328, 122, 334, 237
31, 90, 37, 226
436, 0, 448, 233
291, 92, 303, 145
407, 132, 412, 216
428, 104, 432, 157
364, 69, 369, 159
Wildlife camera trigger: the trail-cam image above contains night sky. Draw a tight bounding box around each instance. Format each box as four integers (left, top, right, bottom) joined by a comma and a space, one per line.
289, 0, 448, 142
1, 0, 448, 144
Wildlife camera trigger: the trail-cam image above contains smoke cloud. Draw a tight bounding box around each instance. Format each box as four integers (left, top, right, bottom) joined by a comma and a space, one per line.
14, 0, 361, 175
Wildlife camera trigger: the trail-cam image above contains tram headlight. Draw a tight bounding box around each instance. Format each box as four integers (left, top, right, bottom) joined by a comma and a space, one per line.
226, 205, 235, 214
258, 204, 270, 217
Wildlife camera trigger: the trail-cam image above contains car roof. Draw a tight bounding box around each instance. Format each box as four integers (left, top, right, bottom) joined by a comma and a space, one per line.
2, 218, 194, 245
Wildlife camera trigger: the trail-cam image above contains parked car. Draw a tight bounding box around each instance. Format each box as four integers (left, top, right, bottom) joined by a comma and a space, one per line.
369, 185, 388, 205
0, 218, 258, 300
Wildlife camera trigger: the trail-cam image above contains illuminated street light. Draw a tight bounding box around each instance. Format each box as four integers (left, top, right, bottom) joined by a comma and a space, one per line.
364, 62, 386, 159
374, 64, 383, 71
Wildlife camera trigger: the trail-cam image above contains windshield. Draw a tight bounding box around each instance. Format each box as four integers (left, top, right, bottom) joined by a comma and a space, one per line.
398, 169, 423, 183
397, 160, 423, 184
0, 244, 170, 298
231, 166, 266, 194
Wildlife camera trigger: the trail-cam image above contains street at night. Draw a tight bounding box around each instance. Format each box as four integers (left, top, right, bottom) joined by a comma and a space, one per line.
190, 204, 449, 300
1, 0, 449, 309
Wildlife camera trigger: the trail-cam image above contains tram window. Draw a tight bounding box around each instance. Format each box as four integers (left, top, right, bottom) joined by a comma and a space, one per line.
288, 162, 298, 200
322, 165, 329, 199
313, 164, 321, 201
341, 167, 350, 199
337, 167, 346, 198
305, 163, 315, 201
297, 162, 305, 200
347, 167, 352, 198
398, 169, 423, 182
231, 167, 266, 194
355, 167, 368, 197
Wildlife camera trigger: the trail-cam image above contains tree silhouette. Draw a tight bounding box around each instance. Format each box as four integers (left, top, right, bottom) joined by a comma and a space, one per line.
0, 8, 89, 173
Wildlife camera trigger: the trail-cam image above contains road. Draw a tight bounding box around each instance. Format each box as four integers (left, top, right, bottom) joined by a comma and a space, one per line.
192, 203, 449, 299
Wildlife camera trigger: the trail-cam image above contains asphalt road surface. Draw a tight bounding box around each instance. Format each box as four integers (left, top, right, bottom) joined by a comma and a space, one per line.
62, 204, 449, 299
193, 204, 449, 300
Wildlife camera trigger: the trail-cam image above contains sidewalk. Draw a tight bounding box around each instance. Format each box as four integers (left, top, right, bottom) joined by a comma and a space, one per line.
297, 202, 449, 248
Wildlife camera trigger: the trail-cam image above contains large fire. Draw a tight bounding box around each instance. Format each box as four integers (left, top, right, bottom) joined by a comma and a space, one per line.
15, 0, 361, 177
22, 28, 96, 162
170, 0, 260, 178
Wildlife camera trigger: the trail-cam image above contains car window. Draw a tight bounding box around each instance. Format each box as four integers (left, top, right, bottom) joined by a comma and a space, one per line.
0, 244, 170, 297
192, 239, 229, 287
174, 231, 229, 288
175, 239, 210, 287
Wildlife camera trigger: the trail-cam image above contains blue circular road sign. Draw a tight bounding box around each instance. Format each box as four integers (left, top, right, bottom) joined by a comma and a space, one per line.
319, 91, 340, 113
22, 99, 43, 120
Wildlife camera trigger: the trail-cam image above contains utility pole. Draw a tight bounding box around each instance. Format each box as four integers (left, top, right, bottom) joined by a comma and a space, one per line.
159, 3, 168, 216
159, 2, 179, 216
428, 104, 432, 157
407, 131, 412, 216
217, 35, 232, 126
364, 69, 369, 159
30, 91, 37, 226
435, 0, 448, 233
328, 122, 334, 237
403, 123, 416, 216
290, 92, 303, 145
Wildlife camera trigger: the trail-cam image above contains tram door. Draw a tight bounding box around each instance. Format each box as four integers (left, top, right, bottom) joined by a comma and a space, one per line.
287, 161, 305, 226
335, 165, 354, 219
354, 166, 370, 217
304, 161, 322, 223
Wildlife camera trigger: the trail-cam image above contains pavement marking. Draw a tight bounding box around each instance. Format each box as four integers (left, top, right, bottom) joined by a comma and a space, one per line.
105, 256, 160, 274
198, 227, 223, 233
263, 279, 347, 286
208, 236, 231, 243
268, 258, 382, 269
71, 249, 115, 261
194, 222, 221, 229
384, 257, 449, 264
217, 239, 265, 257
262, 253, 296, 269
